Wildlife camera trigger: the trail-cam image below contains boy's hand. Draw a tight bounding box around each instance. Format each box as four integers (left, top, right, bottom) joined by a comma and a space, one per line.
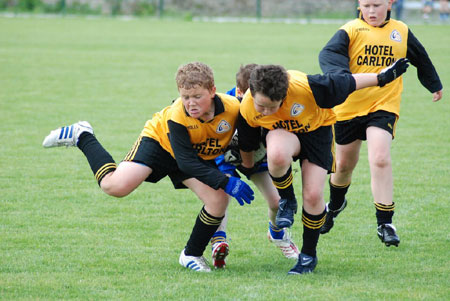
224, 176, 254, 206
432, 90, 443, 102
215, 154, 237, 175
377, 58, 410, 87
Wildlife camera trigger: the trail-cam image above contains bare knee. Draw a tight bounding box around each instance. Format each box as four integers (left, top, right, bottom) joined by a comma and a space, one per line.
100, 180, 131, 198
370, 153, 391, 169
302, 188, 323, 207
267, 149, 291, 168
336, 157, 356, 175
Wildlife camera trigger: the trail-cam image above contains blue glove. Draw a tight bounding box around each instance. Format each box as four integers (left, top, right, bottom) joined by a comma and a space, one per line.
224, 176, 254, 206
215, 154, 237, 175
377, 58, 410, 87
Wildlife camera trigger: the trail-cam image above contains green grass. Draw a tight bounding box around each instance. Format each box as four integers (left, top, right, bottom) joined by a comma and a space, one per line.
1, 16, 449, 300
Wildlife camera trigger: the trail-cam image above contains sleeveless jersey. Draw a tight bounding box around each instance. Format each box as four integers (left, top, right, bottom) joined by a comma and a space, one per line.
335, 18, 409, 121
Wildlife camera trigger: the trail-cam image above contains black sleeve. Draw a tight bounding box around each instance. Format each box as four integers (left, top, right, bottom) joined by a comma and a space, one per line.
319, 29, 352, 74
307, 73, 356, 108
237, 112, 262, 152
406, 29, 443, 93
167, 120, 229, 190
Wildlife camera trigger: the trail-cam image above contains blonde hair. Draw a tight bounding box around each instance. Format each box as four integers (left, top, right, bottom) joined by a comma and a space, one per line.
175, 62, 215, 91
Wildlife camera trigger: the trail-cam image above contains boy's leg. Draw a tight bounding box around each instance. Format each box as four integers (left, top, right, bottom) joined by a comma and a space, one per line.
288, 161, 326, 275
366, 126, 399, 246
43, 121, 150, 197
180, 178, 229, 271
321, 140, 361, 234
211, 210, 229, 269
251, 172, 299, 259
266, 129, 301, 228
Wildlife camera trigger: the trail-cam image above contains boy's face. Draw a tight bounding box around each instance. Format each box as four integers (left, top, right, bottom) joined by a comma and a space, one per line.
179, 85, 216, 121
236, 88, 244, 98
253, 92, 282, 116
359, 0, 392, 27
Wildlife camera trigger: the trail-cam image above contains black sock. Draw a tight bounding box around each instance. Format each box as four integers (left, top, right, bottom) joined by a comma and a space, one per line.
77, 132, 116, 185
270, 166, 295, 200
375, 202, 395, 225
185, 207, 224, 256
329, 180, 350, 211
301, 208, 326, 257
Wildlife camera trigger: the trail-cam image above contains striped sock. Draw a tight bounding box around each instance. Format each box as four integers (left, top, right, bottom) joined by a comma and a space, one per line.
270, 166, 295, 200
211, 231, 227, 246
185, 206, 224, 256
301, 208, 326, 257
77, 132, 117, 185
269, 221, 285, 239
375, 202, 395, 225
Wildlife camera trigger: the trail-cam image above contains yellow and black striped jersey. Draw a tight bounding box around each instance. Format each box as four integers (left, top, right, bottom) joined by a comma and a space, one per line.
241, 71, 336, 133
141, 93, 240, 189
238, 70, 356, 152
320, 16, 442, 121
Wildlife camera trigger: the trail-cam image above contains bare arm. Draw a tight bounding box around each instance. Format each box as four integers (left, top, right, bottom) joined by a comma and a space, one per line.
352, 73, 379, 90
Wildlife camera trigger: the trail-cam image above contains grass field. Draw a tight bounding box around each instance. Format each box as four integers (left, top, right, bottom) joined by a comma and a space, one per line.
0, 16, 449, 300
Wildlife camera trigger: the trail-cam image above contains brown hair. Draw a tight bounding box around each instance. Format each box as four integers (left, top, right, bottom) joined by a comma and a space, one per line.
236, 64, 258, 92
175, 62, 215, 91
249, 64, 289, 102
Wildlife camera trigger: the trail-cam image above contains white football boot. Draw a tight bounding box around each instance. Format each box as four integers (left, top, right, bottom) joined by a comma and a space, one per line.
43, 121, 93, 148
268, 229, 300, 260
179, 249, 211, 272
211, 241, 229, 269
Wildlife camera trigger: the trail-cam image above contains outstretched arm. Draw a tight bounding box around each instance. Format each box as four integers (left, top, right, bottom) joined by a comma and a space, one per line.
353, 58, 410, 89
310, 58, 410, 108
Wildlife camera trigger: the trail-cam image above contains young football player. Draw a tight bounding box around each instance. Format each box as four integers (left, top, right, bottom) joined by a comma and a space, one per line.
318, 0, 443, 246
214, 64, 300, 261
42, 62, 254, 272
237, 62, 409, 274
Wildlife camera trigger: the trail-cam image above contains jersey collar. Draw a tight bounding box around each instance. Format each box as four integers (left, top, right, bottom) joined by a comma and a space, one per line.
213, 94, 225, 115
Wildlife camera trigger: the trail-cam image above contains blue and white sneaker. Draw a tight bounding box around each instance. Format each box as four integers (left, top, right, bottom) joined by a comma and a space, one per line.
287, 253, 318, 275
179, 249, 211, 272
43, 121, 93, 148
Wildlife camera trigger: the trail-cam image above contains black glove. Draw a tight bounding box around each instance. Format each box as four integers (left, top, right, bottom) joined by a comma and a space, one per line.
377, 58, 410, 87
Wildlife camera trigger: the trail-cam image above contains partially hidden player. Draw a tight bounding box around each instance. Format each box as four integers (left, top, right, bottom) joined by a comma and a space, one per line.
213, 64, 300, 262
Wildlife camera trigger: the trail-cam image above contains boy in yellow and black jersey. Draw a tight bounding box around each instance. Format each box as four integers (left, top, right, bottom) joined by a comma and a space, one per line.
237, 62, 408, 275
43, 62, 254, 272
318, 0, 443, 247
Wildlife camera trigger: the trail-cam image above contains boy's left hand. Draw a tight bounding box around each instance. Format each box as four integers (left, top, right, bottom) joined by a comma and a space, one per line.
432, 90, 443, 102
215, 154, 237, 175
377, 58, 410, 87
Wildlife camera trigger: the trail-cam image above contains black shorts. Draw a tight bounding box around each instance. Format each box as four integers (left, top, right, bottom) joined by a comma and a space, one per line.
290, 125, 335, 173
334, 110, 398, 145
123, 136, 191, 189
